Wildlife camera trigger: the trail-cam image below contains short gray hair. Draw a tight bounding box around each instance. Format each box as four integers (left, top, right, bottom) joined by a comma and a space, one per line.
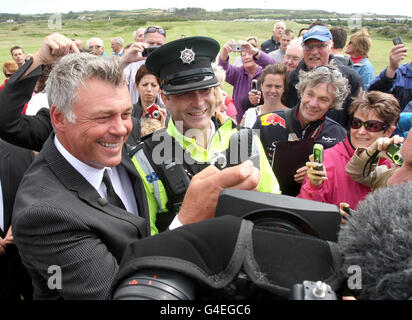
87, 37, 103, 48
111, 36, 124, 46
212, 62, 226, 84
46, 53, 125, 122
296, 64, 350, 110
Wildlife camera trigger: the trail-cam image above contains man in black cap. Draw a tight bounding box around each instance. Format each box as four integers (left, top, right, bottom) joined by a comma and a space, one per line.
131, 36, 280, 234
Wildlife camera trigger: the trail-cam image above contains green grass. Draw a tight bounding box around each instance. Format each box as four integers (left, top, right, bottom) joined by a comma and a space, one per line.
1, 19, 411, 95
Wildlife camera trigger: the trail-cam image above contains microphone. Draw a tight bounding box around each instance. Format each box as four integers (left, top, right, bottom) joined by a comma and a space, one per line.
338, 181, 412, 299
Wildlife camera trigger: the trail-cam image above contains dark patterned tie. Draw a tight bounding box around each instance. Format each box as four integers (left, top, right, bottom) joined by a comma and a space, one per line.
102, 170, 126, 210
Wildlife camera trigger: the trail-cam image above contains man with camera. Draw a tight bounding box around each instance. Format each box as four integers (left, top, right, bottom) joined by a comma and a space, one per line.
122, 25, 167, 105
131, 36, 280, 234
367, 38, 411, 112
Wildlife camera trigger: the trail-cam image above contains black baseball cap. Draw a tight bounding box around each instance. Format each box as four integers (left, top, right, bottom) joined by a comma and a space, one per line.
145, 36, 220, 95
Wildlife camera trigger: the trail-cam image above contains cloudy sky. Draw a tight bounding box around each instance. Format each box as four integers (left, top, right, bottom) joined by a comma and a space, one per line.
2, 0, 411, 17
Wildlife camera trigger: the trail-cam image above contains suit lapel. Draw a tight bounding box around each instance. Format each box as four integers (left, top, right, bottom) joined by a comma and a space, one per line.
42, 135, 149, 237
121, 150, 151, 236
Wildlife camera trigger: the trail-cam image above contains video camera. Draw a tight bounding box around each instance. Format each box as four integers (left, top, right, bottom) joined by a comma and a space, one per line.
111, 190, 343, 300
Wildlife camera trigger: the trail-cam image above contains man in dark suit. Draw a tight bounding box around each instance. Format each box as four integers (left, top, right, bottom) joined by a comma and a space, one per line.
12, 33, 260, 299
0, 140, 34, 300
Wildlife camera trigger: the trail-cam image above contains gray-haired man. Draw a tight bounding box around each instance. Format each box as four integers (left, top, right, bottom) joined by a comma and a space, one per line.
11, 33, 260, 299
253, 65, 349, 196
284, 25, 363, 127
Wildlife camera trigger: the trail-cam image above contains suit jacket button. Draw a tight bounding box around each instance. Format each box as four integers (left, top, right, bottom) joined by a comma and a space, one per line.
98, 197, 108, 206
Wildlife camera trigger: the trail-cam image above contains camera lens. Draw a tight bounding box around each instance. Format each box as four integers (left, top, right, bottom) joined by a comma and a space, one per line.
152, 110, 160, 119
113, 269, 196, 300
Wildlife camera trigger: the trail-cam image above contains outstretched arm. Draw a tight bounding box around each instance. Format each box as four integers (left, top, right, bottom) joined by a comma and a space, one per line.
0, 33, 79, 151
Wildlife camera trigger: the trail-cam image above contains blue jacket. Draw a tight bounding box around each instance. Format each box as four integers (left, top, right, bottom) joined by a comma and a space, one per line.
353, 58, 375, 88
367, 63, 412, 110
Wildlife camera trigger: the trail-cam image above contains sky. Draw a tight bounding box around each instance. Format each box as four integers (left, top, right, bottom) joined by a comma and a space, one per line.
1, 0, 412, 17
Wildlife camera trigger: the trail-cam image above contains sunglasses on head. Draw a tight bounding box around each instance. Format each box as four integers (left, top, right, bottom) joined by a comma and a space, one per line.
350, 117, 388, 132
144, 26, 166, 36
314, 65, 343, 78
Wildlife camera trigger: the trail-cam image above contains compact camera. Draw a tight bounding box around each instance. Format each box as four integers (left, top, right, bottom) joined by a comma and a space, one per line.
146, 103, 161, 119
231, 43, 242, 52
142, 46, 160, 57
290, 281, 337, 300
386, 143, 403, 166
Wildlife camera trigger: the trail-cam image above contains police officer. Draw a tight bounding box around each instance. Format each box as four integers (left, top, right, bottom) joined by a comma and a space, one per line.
130, 36, 280, 234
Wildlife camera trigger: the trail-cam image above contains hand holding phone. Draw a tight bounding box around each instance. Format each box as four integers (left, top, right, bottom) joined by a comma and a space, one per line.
251, 79, 258, 93
313, 143, 324, 171
392, 36, 404, 46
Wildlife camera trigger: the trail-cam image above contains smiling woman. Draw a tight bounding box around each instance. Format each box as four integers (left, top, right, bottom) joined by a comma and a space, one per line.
298, 90, 401, 218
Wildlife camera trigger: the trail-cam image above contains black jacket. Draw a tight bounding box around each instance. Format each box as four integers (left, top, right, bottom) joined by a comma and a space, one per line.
0, 59, 141, 152
0, 140, 34, 300
260, 36, 280, 54
253, 104, 347, 159
284, 55, 364, 128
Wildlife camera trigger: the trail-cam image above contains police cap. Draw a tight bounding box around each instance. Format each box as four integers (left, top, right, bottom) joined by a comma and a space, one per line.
145, 36, 220, 95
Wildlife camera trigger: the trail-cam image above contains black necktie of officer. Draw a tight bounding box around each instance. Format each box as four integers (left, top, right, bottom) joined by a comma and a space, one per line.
102, 170, 126, 210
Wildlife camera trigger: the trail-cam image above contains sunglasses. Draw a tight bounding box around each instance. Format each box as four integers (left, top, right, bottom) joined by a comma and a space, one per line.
314, 65, 343, 78
144, 26, 166, 36
350, 117, 388, 132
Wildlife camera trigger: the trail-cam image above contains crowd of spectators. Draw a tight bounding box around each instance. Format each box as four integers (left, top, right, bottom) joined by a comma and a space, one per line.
0, 21, 411, 301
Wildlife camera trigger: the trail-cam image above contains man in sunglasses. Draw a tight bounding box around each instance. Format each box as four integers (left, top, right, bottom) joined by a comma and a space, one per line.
284, 25, 363, 128
122, 25, 167, 105
253, 65, 349, 196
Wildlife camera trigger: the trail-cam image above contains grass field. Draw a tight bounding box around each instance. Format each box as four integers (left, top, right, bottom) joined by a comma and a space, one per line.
1, 18, 410, 95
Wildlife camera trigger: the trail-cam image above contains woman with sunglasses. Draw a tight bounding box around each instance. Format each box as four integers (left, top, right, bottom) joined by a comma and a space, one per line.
298, 91, 400, 216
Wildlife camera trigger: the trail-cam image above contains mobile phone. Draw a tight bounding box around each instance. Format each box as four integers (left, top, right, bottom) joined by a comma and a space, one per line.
392, 36, 404, 46
146, 103, 161, 119
251, 79, 258, 93
142, 46, 160, 57
230, 43, 242, 52
343, 207, 355, 216
313, 143, 324, 171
